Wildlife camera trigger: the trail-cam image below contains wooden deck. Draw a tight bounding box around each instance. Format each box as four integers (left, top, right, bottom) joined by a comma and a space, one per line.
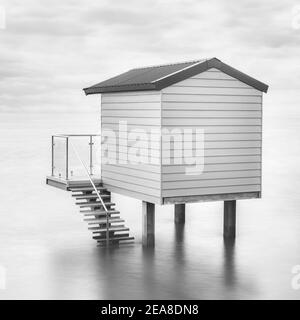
46, 175, 102, 191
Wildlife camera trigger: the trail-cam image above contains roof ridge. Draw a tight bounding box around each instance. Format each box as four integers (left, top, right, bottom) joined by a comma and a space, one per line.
131, 59, 208, 70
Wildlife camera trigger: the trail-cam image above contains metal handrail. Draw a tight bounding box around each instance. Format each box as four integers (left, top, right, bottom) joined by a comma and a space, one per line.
68, 140, 109, 247
54, 134, 101, 138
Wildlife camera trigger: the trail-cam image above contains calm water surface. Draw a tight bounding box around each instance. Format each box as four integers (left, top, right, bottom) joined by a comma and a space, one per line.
0, 103, 300, 299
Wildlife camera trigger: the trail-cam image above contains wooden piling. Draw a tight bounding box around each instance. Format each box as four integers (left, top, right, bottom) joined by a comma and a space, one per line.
223, 200, 236, 239
142, 201, 155, 247
174, 204, 185, 224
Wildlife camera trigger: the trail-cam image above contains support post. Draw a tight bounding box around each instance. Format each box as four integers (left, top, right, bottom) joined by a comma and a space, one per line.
51, 136, 54, 176
142, 201, 155, 247
89, 135, 93, 176
223, 200, 236, 239
65, 137, 69, 180
174, 203, 185, 224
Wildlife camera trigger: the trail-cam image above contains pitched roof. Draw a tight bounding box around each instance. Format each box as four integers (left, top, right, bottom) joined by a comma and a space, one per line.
83, 57, 268, 95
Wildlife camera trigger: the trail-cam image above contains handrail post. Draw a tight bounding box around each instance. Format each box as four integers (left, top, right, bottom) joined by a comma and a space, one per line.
51, 136, 54, 176
89, 135, 93, 176
66, 137, 69, 180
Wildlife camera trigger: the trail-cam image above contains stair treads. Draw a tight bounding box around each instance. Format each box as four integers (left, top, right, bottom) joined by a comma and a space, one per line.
91, 224, 125, 231
69, 186, 105, 191
93, 233, 130, 240
80, 209, 119, 214
77, 202, 115, 207
96, 236, 135, 243
83, 212, 120, 217
70, 183, 134, 246
74, 194, 110, 199
92, 227, 129, 233
87, 218, 125, 225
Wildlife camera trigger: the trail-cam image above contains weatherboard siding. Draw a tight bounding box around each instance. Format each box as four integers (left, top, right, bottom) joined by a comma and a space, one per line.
101, 91, 162, 204
161, 68, 262, 198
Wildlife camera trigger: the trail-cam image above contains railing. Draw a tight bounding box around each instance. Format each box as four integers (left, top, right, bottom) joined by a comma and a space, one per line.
51, 134, 109, 246
69, 140, 109, 247
51, 134, 101, 180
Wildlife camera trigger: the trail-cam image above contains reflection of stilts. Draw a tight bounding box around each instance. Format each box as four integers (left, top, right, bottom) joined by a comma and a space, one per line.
175, 223, 185, 244
174, 204, 185, 269
223, 238, 236, 287
175, 203, 185, 244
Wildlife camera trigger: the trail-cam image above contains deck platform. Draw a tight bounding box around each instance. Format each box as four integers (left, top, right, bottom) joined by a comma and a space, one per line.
46, 175, 102, 191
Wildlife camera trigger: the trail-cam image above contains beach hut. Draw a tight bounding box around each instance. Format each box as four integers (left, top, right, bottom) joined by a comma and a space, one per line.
47, 57, 268, 247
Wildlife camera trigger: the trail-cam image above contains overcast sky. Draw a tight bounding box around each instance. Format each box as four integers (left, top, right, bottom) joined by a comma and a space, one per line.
0, 0, 299, 111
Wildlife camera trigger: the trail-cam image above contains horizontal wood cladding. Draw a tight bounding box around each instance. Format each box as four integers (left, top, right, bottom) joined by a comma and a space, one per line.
162, 110, 261, 118
162, 133, 262, 141
102, 117, 160, 126
162, 86, 261, 96
161, 155, 261, 164
163, 170, 261, 182
162, 140, 261, 149
102, 171, 160, 191
102, 124, 262, 133
162, 118, 261, 126
162, 102, 261, 110
102, 102, 161, 110
102, 93, 161, 103
100, 68, 264, 202
102, 183, 161, 204
163, 177, 260, 189
101, 91, 162, 203
162, 94, 261, 104
102, 109, 161, 118
160, 69, 262, 198
162, 162, 261, 173
102, 164, 160, 181
171, 78, 251, 88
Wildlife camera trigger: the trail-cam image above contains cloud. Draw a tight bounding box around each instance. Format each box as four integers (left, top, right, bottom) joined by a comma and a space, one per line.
0, 0, 299, 111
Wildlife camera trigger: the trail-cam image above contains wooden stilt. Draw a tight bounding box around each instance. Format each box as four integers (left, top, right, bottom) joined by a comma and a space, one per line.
142, 201, 155, 247
223, 200, 236, 239
174, 203, 185, 224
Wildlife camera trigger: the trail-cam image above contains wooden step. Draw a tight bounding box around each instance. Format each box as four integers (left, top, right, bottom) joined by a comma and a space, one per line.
91, 224, 125, 231
80, 209, 119, 214
88, 226, 103, 230
69, 186, 105, 192
87, 218, 125, 225
77, 202, 115, 208
93, 233, 129, 240
97, 236, 135, 243
74, 194, 110, 200
84, 216, 123, 222
83, 212, 120, 217
93, 227, 129, 233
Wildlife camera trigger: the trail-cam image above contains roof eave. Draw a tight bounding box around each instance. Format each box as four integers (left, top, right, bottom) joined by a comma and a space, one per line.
83, 83, 157, 95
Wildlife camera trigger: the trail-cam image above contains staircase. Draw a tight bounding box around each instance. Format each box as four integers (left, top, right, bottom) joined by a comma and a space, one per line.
70, 184, 134, 246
